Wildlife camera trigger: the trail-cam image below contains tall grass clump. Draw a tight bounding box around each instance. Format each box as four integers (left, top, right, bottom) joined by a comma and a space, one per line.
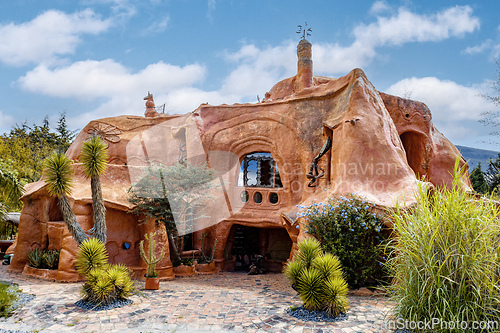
386, 163, 500, 332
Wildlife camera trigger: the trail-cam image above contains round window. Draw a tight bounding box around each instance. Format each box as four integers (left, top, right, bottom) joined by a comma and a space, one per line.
240, 190, 249, 203
254, 191, 263, 204
269, 192, 279, 204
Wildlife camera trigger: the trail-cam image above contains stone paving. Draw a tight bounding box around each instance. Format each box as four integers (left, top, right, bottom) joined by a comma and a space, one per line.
0, 265, 395, 332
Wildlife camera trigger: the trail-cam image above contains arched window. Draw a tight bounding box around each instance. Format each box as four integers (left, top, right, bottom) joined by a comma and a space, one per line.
238, 152, 283, 187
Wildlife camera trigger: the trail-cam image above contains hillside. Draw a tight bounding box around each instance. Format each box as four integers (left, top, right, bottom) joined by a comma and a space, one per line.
456, 145, 499, 171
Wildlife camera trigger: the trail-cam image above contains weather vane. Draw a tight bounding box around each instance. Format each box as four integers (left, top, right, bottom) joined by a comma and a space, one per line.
296, 22, 312, 40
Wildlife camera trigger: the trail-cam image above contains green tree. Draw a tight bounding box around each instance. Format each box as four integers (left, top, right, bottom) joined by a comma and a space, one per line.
485, 153, 500, 193
43, 152, 88, 245
0, 114, 76, 185
80, 136, 109, 244
128, 162, 216, 264
469, 163, 489, 194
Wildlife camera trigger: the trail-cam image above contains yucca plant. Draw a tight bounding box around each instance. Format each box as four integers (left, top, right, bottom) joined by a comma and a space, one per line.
284, 238, 349, 316
80, 135, 109, 244
77, 238, 135, 306
76, 238, 108, 276
386, 161, 500, 332
43, 152, 88, 245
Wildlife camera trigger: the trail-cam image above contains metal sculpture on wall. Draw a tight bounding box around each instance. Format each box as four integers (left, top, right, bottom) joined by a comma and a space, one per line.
306, 136, 332, 187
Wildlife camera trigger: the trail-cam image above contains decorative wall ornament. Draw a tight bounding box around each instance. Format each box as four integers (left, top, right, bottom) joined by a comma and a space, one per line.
87, 123, 122, 143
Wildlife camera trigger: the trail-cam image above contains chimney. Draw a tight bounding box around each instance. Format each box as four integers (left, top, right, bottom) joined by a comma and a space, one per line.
296, 39, 313, 91
144, 91, 158, 118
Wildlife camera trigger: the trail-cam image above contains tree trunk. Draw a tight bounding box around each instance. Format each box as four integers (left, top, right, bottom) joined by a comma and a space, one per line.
58, 194, 88, 245
90, 175, 107, 243
168, 232, 182, 263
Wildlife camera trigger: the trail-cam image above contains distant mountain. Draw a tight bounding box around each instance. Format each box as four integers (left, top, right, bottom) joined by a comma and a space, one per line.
456, 145, 499, 171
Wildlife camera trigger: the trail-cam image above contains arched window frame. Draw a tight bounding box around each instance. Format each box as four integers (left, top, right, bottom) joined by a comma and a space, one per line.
239, 152, 283, 188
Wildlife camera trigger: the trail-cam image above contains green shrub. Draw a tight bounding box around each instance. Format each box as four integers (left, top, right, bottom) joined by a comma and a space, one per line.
284, 238, 349, 316
299, 195, 388, 287
0, 282, 18, 318
42, 250, 60, 269
27, 248, 60, 269
27, 248, 43, 268
77, 238, 135, 306
386, 165, 500, 332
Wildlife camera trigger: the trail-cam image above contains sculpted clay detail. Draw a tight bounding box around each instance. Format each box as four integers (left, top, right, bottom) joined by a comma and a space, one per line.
8, 39, 470, 280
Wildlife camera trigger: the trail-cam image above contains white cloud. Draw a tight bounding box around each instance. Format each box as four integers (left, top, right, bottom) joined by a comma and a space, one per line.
221, 42, 296, 97
0, 111, 14, 134
386, 77, 494, 121
463, 40, 494, 55
18, 60, 206, 99
0, 9, 111, 66
355, 5, 479, 47
369, 1, 391, 15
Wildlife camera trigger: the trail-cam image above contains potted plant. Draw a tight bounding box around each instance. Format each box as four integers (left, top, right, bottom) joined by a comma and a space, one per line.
140, 232, 165, 290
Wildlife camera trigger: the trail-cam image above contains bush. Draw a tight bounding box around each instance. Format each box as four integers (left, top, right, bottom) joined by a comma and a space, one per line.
284, 238, 348, 317
77, 238, 135, 306
299, 195, 388, 287
386, 166, 500, 331
27, 248, 60, 269
0, 282, 18, 318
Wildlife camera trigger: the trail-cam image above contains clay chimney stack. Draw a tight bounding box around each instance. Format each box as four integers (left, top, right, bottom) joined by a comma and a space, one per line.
296, 39, 313, 91
144, 91, 158, 118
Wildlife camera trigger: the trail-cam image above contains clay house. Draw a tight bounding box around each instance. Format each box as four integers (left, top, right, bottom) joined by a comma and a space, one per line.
7, 38, 470, 281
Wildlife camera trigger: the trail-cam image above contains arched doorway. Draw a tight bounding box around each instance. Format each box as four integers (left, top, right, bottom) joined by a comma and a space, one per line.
400, 131, 428, 178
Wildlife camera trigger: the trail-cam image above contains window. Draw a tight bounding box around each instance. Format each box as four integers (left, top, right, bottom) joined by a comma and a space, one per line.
238, 152, 283, 187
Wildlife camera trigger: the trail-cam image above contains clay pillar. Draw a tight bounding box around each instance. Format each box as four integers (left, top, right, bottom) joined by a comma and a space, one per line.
144, 91, 158, 118
296, 39, 313, 91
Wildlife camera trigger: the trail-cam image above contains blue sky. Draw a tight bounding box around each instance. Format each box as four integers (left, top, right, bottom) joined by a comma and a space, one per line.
1, 0, 500, 150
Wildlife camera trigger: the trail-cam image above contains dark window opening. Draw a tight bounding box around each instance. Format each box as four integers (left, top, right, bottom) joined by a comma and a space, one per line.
254, 192, 263, 204
238, 152, 283, 188
269, 192, 279, 204
240, 190, 249, 202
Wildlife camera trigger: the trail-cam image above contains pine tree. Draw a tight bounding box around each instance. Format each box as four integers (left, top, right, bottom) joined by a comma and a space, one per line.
470, 163, 489, 194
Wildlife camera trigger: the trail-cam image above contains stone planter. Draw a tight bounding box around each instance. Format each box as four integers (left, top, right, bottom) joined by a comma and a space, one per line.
145, 277, 160, 290
22, 265, 58, 281
195, 261, 217, 275
173, 263, 196, 277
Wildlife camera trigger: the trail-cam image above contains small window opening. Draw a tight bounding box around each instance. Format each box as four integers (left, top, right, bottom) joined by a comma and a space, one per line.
238, 152, 283, 187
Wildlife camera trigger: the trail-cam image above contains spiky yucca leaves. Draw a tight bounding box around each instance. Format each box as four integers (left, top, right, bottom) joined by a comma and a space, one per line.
296, 267, 324, 311
313, 253, 343, 281
27, 248, 43, 268
284, 238, 349, 316
76, 238, 108, 276
296, 238, 321, 269
323, 277, 349, 316
44, 152, 88, 245
283, 260, 303, 291
78, 239, 135, 306
80, 135, 109, 244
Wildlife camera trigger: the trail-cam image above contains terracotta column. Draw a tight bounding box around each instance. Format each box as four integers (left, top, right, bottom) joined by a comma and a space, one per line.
296, 39, 313, 91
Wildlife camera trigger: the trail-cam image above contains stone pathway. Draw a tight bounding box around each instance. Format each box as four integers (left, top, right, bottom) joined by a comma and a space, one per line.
0, 265, 394, 332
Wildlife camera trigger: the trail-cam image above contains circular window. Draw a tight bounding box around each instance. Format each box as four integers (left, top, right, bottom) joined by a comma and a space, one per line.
240, 190, 249, 203
122, 242, 131, 250
254, 191, 263, 204
269, 192, 279, 204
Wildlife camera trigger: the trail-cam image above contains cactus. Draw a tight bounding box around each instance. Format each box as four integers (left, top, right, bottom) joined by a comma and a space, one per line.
140, 232, 165, 278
